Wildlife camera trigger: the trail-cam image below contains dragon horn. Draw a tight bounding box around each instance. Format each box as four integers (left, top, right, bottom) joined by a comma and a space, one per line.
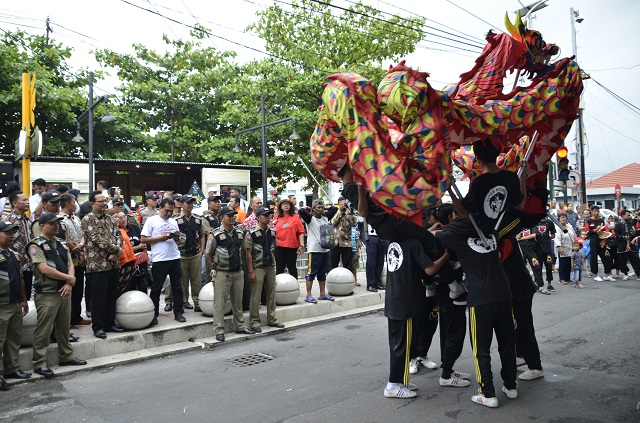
504, 11, 524, 41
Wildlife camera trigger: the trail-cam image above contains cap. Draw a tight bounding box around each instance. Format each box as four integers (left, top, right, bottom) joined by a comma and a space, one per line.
172, 193, 183, 201
38, 212, 63, 225
271, 190, 278, 195
255, 207, 273, 217
0, 221, 19, 232
312, 199, 324, 207
68, 189, 80, 198
113, 196, 125, 204
145, 194, 159, 201
219, 206, 237, 216
208, 195, 221, 202
41, 192, 61, 203
180, 195, 196, 204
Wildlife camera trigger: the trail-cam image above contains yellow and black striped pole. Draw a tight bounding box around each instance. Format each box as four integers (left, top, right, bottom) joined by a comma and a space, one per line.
20, 72, 36, 199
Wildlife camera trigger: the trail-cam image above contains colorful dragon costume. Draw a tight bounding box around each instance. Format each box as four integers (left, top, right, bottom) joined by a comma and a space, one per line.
310, 12, 583, 221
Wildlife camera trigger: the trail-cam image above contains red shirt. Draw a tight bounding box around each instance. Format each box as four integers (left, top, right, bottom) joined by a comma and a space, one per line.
273, 214, 304, 248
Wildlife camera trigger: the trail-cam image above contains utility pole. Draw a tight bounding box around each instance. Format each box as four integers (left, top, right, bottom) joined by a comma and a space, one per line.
45, 16, 51, 47
570, 7, 588, 210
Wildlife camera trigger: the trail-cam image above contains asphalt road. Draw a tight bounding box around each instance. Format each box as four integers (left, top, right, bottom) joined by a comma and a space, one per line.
1, 275, 639, 423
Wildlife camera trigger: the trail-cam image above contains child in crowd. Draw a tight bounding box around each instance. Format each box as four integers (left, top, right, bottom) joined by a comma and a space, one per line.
571, 242, 586, 289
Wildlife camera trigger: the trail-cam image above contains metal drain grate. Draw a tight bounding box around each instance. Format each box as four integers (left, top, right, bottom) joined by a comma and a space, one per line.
227, 353, 275, 367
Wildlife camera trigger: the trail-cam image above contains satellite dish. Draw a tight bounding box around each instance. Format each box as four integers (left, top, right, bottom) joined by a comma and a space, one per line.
18, 130, 26, 155
30, 125, 42, 158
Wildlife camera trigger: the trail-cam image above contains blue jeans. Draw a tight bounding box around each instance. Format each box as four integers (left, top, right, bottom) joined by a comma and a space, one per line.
571, 269, 582, 282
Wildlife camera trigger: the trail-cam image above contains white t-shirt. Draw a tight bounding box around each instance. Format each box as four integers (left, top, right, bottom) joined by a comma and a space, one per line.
305, 215, 330, 253
29, 193, 41, 217
141, 215, 180, 262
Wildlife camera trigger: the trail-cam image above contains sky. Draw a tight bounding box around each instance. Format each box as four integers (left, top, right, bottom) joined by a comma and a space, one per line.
1, 0, 639, 184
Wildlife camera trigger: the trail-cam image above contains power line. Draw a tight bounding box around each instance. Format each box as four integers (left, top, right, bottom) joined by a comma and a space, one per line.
589, 77, 640, 115
305, 0, 483, 52
445, 0, 500, 32
144, 0, 180, 40
583, 111, 640, 145
588, 63, 640, 72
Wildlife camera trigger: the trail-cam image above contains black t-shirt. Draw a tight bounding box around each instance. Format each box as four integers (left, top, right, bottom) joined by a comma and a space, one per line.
585, 217, 605, 240
436, 218, 512, 307
462, 170, 522, 233
384, 238, 433, 320
519, 227, 537, 247
534, 220, 555, 253
127, 223, 142, 247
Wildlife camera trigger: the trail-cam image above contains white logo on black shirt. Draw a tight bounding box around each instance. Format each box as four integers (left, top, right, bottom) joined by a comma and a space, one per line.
467, 234, 497, 253
387, 242, 403, 272
483, 186, 508, 219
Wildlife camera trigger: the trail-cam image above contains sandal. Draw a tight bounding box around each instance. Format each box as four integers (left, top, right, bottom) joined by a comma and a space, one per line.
558, 280, 568, 285
319, 295, 335, 301
574, 284, 586, 289
305, 296, 318, 304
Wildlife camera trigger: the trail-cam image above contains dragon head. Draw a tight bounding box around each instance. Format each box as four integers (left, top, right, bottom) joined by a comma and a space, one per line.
504, 11, 559, 76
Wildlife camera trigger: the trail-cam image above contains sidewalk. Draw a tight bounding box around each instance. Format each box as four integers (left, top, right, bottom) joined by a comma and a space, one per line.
10, 271, 384, 386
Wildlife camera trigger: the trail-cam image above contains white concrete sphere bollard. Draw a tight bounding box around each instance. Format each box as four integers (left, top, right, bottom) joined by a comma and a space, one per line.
198, 282, 231, 316
115, 291, 155, 330
21, 300, 37, 347
326, 267, 355, 296
275, 273, 300, 305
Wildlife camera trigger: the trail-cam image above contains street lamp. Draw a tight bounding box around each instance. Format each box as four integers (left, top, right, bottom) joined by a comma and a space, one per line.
71, 71, 116, 192
233, 95, 301, 204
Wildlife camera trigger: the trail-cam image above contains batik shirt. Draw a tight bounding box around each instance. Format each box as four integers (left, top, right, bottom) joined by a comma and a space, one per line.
2, 211, 32, 271
82, 211, 123, 273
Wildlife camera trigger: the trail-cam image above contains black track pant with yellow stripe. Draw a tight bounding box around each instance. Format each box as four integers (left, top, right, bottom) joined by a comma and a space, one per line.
388, 317, 420, 385
469, 300, 517, 398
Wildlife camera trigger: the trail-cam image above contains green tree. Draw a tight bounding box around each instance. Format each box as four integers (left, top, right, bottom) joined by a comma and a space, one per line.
95, 26, 239, 162
208, 0, 424, 191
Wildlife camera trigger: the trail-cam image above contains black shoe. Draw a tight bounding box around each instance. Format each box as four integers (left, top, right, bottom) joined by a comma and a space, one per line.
34, 366, 55, 379
59, 358, 87, 366
547, 285, 556, 292
184, 302, 194, 310
0, 377, 8, 391
105, 325, 125, 333
267, 322, 285, 328
235, 329, 255, 335
215, 334, 225, 342
4, 370, 31, 380
69, 334, 79, 343
194, 306, 202, 312
164, 303, 172, 312
94, 330, 107, 339
70, 325, 79, 330
149, 317, 158, 326
366, 286, 378, 292
174, 313, 186, 323
375, 285, 386, 290
250, 326, 262, 333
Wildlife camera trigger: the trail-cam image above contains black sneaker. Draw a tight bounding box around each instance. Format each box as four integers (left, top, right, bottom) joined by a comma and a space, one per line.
547, 285, 556, 292
366, 286, 378, 292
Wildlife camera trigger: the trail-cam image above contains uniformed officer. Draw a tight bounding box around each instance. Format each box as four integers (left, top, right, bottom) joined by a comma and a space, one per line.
28, 212, 87, 379
139, 194, 159, 225
246, 207, 284, 333
175, 195, 209, 312
205, 206, 254, 342
201, 195, 221, 287
0, 221, 30, 390
31, 191, 61, 239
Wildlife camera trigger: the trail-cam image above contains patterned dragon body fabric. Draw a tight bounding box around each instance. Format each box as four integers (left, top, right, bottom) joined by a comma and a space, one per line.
310, 12, 583, 219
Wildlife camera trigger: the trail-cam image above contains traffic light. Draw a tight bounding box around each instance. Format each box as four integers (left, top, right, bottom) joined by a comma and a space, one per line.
556, 146, 570, 181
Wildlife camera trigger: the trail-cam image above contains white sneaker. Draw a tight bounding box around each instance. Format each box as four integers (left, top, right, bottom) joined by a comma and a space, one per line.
440, 377, 470, 387
516, 356, 526, 367
594, 276, 604, 282
501, 385, 518, 399
519, 369, 544, 380
603, 275, 615, 281
623, 274, 629, 281
409, 358, 418, 374
418, 356, 438, 369
471, 394, 498, 408
453, 370, 471, 380
384, 384, 417, 398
